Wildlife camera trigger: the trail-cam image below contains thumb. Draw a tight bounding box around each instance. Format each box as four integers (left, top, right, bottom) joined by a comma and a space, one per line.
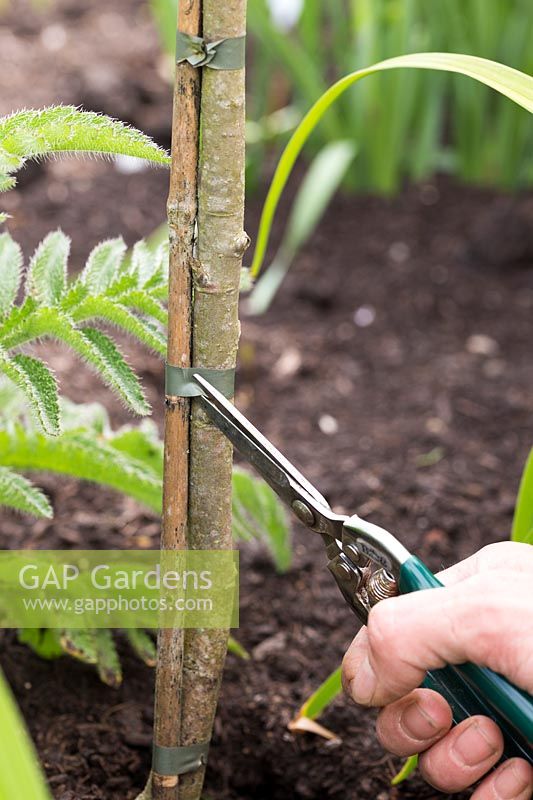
343, 570, 533, 707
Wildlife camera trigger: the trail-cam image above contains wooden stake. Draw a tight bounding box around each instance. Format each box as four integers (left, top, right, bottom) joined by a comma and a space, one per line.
151, 2, 202, 799
178, 1, 248, 799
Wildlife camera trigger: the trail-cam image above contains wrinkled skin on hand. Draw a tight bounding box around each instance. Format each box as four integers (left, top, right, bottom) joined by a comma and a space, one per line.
342, 542, 533, 799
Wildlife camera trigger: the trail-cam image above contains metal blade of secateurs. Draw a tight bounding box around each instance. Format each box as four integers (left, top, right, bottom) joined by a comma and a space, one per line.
194, 374, 345, 539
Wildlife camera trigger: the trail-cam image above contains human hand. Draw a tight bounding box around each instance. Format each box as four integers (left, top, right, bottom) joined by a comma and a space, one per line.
342, 542, 533, 798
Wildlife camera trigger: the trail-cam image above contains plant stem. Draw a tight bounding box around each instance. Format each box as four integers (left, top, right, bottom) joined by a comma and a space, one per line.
151, 2, 201, 799
178, 1, 248, 798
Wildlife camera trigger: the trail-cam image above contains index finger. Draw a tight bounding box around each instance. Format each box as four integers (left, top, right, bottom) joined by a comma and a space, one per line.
423, 541, 533, 586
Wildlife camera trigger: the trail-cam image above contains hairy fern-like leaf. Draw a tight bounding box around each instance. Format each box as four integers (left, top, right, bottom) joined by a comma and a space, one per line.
82, 327, 149, 414
126, 629, 157, 667
131, 239, 162, 285
81, 237, 127, 293
0, 350, 60, 435
70, 297, 166, 354
26, 230, 70, 305
1, 308, 149, 417
0, 423, 162, 511
0, 230, 167, 426
116, 291, 168, 325
10, 355, 60, 435
0, 232, 22, 314
0, 465, 52, 517
0, 106, 170, 190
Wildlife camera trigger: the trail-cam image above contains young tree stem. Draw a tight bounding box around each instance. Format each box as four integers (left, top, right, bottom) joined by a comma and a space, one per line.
178, 2, 248, 799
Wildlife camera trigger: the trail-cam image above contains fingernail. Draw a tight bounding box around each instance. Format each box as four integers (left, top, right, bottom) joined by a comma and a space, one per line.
349, 656, 377, 705
400, 701, 443, 741
452, 721, 499, 767
494, 762, 531, 799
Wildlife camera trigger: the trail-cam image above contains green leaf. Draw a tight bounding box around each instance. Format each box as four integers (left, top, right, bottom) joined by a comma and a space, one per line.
26, 230, 70, 305
81, 237, 127, 294
0, 106, 170, 190
131, 239, 160, 285
228, 635, 250, 660
18, 628, 64, 660
0, 175, 16, 191
60, 629, 98, 664
94, 630, 122, 688
0, 668, 52, 800
0, 424, 162, 512
298, 666, 342, 720
1, 308, 149, 416
511, 448, 533, 544
0, 349, 60, 436
126, 629, 157, 667
81, 327, 149, 416
391, 755, 419, 785
251, 53, 533, 277
232, 467, 292, 572
0, 465, 52, 517
9, 355, 60, 435
116, 291, 168, 325
248, 140, 357, 314
108, 423, 163, 478
71, 296, 166, 354
0, 232, 22, 315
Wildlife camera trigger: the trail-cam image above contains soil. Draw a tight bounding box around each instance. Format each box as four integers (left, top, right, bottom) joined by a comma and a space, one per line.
1, 1, 533, 799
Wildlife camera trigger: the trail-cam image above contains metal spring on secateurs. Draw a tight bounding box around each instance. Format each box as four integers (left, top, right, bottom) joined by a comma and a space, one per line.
366, 569, 398, 606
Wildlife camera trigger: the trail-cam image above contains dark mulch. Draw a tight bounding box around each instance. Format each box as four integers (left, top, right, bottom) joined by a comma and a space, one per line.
1, 1, 532, 798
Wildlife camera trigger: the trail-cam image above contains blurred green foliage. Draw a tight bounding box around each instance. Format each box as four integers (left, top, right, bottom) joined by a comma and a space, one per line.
154, 0, 533, 193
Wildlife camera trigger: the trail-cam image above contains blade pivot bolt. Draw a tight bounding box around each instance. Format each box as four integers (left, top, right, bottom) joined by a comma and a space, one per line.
291, 500, 315, 527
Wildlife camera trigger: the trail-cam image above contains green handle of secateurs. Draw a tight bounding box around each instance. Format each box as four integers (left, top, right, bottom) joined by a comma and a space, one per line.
399, 556, 533, 763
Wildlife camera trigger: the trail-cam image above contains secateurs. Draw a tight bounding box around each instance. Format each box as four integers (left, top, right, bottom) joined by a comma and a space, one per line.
193, 373, 533, 763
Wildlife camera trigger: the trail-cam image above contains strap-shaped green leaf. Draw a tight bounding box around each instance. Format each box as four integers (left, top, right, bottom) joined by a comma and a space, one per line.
81, 237, 127, 293
0, 465, 52, 517
27, 230, 70, 305
251, 53, 533, 277
248, 139, 357, 314
0, 232, 22, 315
512, 448, 533, 544
0, 351, 60, 435
0, 668, 52, 800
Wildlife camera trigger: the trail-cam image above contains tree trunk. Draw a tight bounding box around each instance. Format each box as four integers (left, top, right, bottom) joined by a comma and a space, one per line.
150, 2, 201, 799
178, 1, 248, 799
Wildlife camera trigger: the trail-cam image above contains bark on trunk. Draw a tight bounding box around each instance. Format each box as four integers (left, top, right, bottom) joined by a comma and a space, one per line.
150, 2, 202, 799
178, 2, 248, 798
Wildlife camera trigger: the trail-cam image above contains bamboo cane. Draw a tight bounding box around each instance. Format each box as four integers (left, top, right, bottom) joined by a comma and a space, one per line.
177, 2, 248, 798
150, 1, 202, 799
